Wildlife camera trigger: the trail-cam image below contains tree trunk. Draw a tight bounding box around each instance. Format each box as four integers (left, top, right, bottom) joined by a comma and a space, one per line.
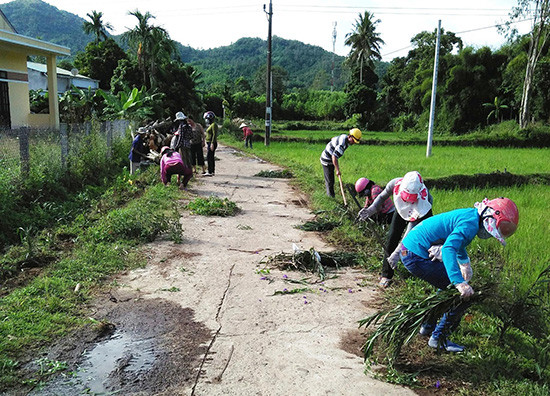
519, 48, 536, 128
519, 0, 550, 129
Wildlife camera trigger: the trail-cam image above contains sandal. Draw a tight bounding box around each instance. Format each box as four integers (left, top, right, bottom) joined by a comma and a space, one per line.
378, 277, 393, 288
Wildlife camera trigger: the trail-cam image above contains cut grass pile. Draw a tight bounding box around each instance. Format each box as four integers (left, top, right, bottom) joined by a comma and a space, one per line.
265, 247, 363, 281
186, 196, 240, 217
254, 169, 294, 178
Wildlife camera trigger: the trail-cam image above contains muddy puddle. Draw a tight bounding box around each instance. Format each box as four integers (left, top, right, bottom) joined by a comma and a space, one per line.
26, 294, 211, 396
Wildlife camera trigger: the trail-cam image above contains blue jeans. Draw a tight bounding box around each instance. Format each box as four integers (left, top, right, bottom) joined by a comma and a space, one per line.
400, 247, 471, 340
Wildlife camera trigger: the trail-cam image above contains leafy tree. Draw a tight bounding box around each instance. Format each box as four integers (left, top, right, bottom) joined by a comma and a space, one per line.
110, 58, 142, 93
74, 39, 128, 90
155, 61, 202, 119
377, 29, 464, 131
344, 11, 384, 84
439, 46, 507, 133
57, 59, 74, 71
29, 89, 49, 114
505, 0, 550, 128
82, 10, 112, 44
234, 77, 251, 93
252, 65, 289, 104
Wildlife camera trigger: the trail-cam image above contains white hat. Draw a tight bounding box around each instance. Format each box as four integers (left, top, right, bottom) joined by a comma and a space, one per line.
174, 111, 187, 121
239, 123, 247, 128
137, 127, 147, 134
393, 171, 431, 221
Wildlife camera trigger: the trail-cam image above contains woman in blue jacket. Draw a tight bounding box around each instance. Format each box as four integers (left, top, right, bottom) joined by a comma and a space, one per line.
400, 197, 519, 352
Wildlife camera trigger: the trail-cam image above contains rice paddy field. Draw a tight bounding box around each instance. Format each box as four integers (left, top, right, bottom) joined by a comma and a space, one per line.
225, 136, 550, 303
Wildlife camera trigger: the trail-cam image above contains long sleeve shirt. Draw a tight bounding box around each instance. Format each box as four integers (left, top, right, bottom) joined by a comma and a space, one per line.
160, 152, 184, 185
402, 208, 480, 285
364, 185, 395, 214
205, 123, 219, 144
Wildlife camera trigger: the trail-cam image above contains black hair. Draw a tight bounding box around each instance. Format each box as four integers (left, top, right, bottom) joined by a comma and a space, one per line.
163, 148, 175, 157
359, 180, 376, 197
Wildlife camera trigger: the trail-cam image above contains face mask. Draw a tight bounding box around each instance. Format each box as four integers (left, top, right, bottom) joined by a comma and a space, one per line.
481, 214, 506, 246
477, 226, 491, 239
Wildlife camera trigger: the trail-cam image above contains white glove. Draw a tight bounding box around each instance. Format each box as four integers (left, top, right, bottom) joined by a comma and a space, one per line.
455, 282, 474, 300
428, 245, 443, 262
387, 250, 401, 269
459, 262, 473, 282
358, 206, 376, 221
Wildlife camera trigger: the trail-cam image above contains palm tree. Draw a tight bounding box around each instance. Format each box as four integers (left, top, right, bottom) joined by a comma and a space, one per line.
122, 10, 174, 88
344, 11, 384, 84
83, 11, 112, 44
149, 28, 176, 88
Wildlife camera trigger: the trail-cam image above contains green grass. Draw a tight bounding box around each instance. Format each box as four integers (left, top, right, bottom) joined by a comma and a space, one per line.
224, 135, 550, 288
0, 167, 183, 391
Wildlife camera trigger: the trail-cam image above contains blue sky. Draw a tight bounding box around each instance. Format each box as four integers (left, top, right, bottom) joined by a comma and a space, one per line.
2, 0, 532, 60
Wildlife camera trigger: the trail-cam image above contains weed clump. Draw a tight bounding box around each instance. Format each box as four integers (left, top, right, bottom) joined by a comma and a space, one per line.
255, 169, 294, 178
186, 196, 240, 217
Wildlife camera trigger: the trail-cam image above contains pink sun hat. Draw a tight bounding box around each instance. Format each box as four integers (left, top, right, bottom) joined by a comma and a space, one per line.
393, 171, 431, 221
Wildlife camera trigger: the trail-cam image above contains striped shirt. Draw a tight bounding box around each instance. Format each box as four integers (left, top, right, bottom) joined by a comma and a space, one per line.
320, 134, 349, 166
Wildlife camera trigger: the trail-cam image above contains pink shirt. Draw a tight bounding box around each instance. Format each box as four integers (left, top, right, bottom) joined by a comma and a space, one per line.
160, 151, 184, 184
364, 185, 395, 214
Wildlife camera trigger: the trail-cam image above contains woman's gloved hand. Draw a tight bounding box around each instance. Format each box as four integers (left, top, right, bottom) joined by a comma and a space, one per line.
387, 250, 401, 269
455, 282, 474, 300
357, 206, 376, 221
459, 261, 473, 282
428, 245, 443, 261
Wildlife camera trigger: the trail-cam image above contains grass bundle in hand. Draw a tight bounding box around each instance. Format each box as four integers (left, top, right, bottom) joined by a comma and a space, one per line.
359, 288, 481, 365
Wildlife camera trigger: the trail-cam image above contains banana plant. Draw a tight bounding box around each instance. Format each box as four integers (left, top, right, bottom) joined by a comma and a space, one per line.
483, 96, 509, 124
98, 86, 162, 122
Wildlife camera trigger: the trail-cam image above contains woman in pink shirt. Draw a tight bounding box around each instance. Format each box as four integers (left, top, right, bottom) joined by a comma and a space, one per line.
160, 146, 193, 189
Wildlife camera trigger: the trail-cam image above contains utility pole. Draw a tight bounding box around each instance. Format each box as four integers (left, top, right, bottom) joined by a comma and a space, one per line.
426, 19, 441, 158
264, 0, 273, 146
331, 22, 337, 92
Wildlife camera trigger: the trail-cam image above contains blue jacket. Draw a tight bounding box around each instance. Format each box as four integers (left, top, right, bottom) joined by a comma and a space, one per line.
129, 134, 144, 162
402, 208, 480, 284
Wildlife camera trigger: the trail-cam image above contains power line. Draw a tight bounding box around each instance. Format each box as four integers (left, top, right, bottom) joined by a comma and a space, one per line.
380, 18, 533, 58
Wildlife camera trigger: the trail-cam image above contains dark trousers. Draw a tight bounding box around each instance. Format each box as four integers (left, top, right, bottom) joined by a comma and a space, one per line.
190, 143, 205, 166
166, 163, 193, 187
322, 164, 335, 197
179, 147, 192, 168
381, 209, 433, 279
207, 141, 217, 174
245, 135, 253, 148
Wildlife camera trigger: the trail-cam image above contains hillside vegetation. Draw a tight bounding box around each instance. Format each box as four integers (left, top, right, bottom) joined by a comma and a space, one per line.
1, 0, 348, 90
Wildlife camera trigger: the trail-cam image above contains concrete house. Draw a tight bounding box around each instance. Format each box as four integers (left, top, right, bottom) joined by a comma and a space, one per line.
27, 61, 99, 93
0, 9, 70, 129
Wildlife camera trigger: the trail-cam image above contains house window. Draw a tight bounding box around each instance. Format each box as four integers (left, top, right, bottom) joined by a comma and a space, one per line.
0, 71, 10, 129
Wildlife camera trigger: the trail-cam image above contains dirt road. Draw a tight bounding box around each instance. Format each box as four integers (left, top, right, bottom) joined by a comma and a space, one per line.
34, 145, 414, 396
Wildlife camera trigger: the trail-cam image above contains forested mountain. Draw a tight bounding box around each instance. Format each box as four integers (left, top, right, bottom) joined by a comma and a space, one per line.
1, 0, 93, 52
1, 0, 348, 90
177, 37, 347, 90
